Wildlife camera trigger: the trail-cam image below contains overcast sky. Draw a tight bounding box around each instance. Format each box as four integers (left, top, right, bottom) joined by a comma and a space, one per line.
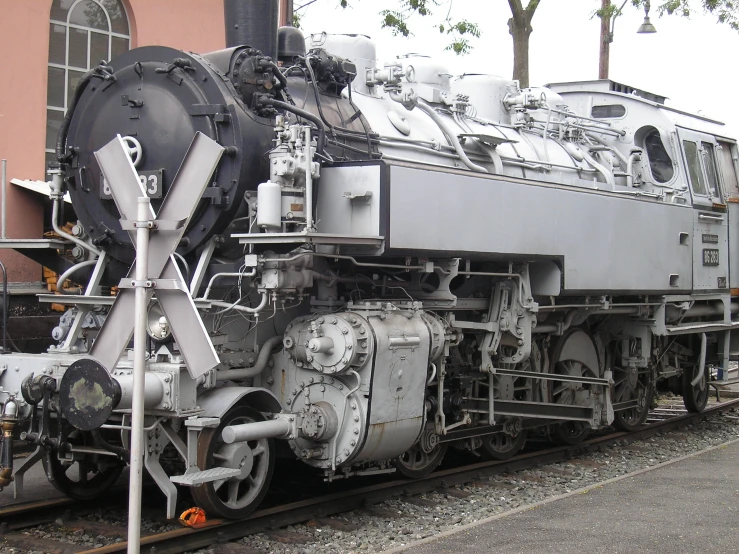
298, 0, 739, 136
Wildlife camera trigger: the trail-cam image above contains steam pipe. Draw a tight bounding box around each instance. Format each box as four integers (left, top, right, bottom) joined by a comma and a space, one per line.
216, 335, 284, 381
209, 291, 269, 314
532, 309, 578, 334
581, 150, 615, 187
202, 269, 256, 300
56, 259, 97, 295
50, 175, 100, 255
304, 126, 314, 231
258, 95, 326, 155
585, 133, 629, 167
414, 98, 488, 173
265, 60, 288, 90
56, 66, 114, 162
626, 150, 642, 187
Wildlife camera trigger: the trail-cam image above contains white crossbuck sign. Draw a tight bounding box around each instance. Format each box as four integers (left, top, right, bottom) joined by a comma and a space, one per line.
90, 133, 225, 378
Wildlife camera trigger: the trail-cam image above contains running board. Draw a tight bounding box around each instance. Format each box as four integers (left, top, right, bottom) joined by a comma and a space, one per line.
461, 398, 594, 422
170, 467, 240, 486
665, 321, 739, 335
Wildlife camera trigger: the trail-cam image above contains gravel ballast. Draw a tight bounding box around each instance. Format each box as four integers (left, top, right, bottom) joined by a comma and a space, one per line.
3, 401, 739, 554
201, 405, 739, 554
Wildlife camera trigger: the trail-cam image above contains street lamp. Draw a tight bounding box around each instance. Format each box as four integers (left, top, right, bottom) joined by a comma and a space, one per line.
637, 1, 658, 34
599, 0, 657, 80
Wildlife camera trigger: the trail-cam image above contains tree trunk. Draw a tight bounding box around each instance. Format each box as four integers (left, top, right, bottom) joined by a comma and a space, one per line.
507, 0, 539, 89
509, 21, 532, 88
598, 0, 611, 79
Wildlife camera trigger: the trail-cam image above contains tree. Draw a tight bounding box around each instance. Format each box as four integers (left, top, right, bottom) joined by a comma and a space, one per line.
294, 1, 539, 86
507, 1, 541, 89
295, 1, 481, 54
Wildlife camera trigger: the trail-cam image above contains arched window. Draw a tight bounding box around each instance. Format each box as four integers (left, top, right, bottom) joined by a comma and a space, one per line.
46, 0, 130, 169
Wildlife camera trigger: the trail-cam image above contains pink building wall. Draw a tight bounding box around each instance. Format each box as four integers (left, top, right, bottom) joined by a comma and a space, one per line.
0, 0, 225, 283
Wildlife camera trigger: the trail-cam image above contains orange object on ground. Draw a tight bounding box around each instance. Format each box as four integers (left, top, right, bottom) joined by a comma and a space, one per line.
178, 507, 207, 527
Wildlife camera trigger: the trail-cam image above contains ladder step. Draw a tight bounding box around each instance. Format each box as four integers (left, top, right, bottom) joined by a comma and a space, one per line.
170, 467, 240, 486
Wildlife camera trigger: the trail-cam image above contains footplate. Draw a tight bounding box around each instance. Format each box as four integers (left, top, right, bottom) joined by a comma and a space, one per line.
170, 467, 240, 486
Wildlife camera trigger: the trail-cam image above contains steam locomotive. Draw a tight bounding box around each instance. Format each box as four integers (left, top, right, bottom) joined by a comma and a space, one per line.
1, 0, 738, 520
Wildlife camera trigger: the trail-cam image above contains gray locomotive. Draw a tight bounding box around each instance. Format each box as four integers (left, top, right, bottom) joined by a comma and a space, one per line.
1, 0, 738, 520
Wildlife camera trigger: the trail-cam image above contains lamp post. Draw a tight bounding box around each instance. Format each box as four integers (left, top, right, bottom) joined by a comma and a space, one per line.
599, 0, 656, 80
279, 0, 293, 26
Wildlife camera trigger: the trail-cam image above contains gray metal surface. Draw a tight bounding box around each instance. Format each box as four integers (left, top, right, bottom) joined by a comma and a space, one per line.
316, 165, 383, 238
169, 466, 241, 485
385, 163, 694, 293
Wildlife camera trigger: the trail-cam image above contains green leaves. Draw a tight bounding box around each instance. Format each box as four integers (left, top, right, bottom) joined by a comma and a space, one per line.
627, 0, 739, 32
339, 0, 480, 55
441, 19, 482, 54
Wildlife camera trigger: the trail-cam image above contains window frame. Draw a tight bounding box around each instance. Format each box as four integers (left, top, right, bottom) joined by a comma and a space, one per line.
677, 127, 724, 206
46, 0, 130, 167
641, 128, 676, 185
590, 104, 627, 120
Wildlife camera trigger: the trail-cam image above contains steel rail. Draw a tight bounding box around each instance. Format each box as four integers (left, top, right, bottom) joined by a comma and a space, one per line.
73, 398, 739, 554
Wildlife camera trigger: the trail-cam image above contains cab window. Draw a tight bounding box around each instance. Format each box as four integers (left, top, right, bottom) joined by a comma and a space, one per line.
644, 130, 674, 183
717, 141, 739, 198
701, 142, 720, 198
683, 140, 708, 195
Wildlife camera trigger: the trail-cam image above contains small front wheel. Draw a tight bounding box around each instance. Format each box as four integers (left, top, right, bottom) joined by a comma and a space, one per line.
191, 405, 275, 519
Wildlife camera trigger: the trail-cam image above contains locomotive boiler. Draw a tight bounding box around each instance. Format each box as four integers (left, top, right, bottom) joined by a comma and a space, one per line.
1, 0, 738, 520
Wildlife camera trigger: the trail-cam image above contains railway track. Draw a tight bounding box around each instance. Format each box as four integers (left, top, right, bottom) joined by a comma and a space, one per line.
2, 397, 738, 554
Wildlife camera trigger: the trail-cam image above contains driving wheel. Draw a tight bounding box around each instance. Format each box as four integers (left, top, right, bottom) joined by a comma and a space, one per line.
547, 328, 599, 446
394, 426, 447, 478
611, 343, 654, 431
682, 362, 709, 413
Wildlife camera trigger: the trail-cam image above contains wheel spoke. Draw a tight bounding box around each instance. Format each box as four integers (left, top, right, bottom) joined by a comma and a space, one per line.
212, 478, 227, 492
227, 480, 240, 503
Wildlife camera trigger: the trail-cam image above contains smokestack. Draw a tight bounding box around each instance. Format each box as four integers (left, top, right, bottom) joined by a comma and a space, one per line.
224, 0, 279, 60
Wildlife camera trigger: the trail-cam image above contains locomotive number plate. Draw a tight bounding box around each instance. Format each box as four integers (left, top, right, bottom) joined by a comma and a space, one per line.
101, 170, 163, 199
702, 248, 720, 266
